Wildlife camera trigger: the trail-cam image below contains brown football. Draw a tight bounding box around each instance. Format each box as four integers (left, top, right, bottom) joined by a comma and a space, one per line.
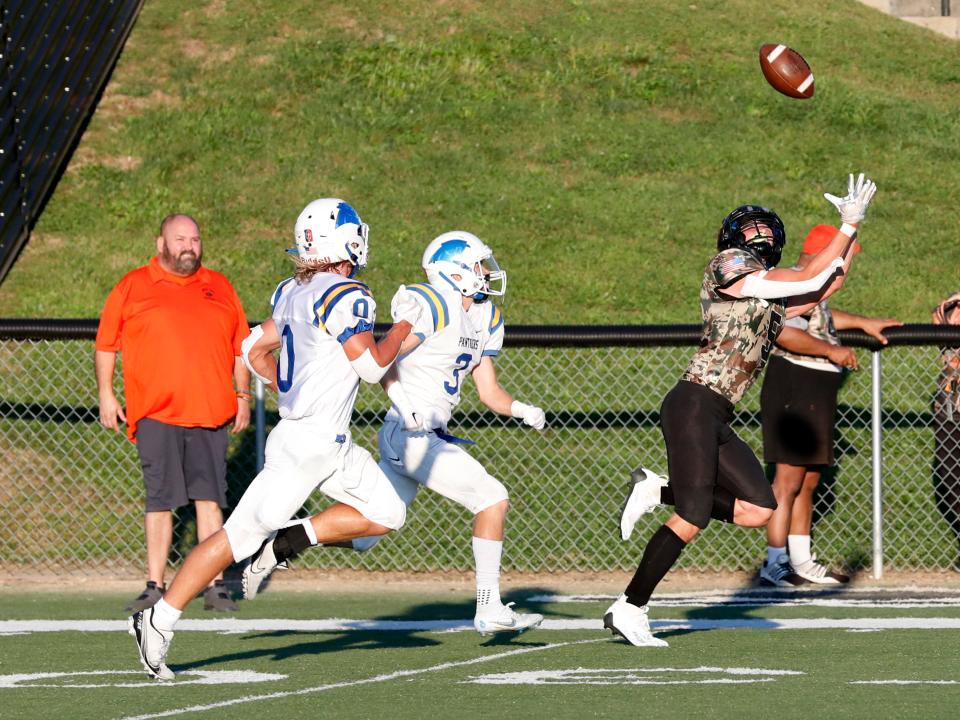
758, 43, 814, 99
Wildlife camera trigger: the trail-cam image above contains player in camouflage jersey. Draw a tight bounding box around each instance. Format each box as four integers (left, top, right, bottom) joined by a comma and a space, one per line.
606, 173, 877, 648
931, 290, 960, 569
759, 225, 901, 587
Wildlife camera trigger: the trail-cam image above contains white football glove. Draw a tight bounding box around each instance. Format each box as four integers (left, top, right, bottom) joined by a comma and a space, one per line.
823, 172, 877, 225
401, 410, 423, 432
511, 400, 546, 430
391, 285, 423, 326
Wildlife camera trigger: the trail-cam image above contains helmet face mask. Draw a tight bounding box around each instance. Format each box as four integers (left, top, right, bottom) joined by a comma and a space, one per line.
291, 199, 369, 276
717, 204, 786, 269
422, 231, 506, 301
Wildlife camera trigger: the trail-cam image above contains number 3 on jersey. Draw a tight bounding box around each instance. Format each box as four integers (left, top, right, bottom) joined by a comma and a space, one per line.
444, 353, 472, 396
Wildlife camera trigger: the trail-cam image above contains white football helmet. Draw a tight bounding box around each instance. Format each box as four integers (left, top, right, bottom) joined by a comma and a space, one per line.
290, 198, 369, 275
421, 231, 506, 300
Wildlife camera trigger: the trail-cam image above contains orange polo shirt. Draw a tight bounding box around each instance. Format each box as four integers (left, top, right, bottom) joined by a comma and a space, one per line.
95, 256, 250, 441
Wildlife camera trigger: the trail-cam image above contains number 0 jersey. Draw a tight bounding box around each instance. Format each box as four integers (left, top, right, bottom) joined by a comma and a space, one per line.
388, 282, 504, 429
269, 273, 376, 429
682, 248, 785, 404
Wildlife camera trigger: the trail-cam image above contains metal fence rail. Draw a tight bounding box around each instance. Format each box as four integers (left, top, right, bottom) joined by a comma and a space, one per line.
2, 320, 960, 578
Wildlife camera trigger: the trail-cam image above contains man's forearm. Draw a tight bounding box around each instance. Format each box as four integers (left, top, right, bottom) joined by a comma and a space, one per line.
94, 350, 117, 396
775, 327, 837, 359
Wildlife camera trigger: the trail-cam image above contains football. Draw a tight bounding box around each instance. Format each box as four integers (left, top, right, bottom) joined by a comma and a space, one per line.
758, 44, 814, 99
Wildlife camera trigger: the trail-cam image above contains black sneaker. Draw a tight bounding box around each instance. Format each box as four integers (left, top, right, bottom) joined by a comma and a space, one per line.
203, 580, 238, 612
126, 581, 165, 612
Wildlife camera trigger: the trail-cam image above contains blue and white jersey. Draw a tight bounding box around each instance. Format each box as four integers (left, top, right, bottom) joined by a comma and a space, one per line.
270, 273, 376, 428
387, 282, 504, 429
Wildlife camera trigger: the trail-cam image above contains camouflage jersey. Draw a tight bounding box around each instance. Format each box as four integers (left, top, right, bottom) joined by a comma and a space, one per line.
772, 300, 842, 373
932, 290, 960, 418
682, 248, 785, 404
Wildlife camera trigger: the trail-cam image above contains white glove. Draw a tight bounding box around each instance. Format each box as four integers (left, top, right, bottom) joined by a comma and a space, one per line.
391, 285, 423, 326
823, 172, 877, 225
401, 410, 423, 432
511, 400, 546, 430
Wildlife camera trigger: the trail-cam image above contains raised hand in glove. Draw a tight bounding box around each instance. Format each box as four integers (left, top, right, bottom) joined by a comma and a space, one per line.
511, 400, 546, 430
823, 172, 877, 225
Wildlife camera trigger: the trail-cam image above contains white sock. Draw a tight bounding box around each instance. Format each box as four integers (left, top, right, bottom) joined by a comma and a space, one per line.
473, 536, 503, 610
788, 534, 812, 565
301, 518, 319, 546
767, 545, 786, 566
151, 598, 182, 631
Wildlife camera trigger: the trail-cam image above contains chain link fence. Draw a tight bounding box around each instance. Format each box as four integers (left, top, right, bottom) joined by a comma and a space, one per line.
2, 322, 960, 578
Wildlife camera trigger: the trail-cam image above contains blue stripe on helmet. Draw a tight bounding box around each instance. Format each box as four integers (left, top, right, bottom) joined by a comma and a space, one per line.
335, 202, 362, 228
428, 239, 470, 266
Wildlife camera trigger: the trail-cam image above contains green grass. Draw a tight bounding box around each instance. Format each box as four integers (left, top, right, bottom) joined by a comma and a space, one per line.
2, 590, 960, 719
1, 0, 959, 322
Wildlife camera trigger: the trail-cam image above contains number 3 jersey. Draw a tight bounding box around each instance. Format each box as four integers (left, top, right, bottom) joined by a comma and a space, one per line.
388, 282, 504, 430
269, 273, 376, 428
682, 248, 785, 405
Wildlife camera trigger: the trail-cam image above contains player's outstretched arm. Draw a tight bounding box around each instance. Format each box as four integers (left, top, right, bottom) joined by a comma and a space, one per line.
472, 357, 546, 429
831, 309, 902, 345
776, 326, 858, 369
342, 320, 413, 383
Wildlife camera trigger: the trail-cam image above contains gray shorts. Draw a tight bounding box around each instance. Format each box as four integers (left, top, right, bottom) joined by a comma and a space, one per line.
136, 417, 229, 512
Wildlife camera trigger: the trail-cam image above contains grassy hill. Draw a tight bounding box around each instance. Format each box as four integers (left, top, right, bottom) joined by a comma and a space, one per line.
2, 0, 959, 323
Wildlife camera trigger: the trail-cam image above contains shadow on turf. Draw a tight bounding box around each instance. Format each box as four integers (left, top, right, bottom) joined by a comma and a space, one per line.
171, 588, 558, 671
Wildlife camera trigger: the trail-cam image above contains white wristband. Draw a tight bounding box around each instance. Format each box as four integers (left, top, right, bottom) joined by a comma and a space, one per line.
511, 400, 530, 418
840, 223, 858, 238
386, 381, 415, 418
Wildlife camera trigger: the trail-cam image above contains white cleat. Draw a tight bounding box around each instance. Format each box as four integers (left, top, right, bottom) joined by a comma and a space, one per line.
603, 594, 668, 647
790, 556, 849, 585
474, 602, 544, 636
243, 532, 287, 600
619, 465, 669, 541
128, 607, 175, 680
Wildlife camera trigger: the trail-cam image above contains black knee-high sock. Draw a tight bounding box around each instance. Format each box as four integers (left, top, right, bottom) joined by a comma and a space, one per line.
659, 485, 735, 523
624, 524, 687, 607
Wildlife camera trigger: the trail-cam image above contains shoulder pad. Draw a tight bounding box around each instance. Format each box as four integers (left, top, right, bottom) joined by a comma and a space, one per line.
312, 280, 372, 329
405, 283, 450, 332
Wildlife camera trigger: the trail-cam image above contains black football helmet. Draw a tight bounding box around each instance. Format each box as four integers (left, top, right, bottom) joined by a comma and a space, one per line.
716, 204, 786, 269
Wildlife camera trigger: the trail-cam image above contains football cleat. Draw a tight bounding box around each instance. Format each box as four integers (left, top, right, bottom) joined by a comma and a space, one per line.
790, 556, 850, 585
603, 594, 668, 647
128, 607, 175, 681
619, 465, 668, 541
473, 602, 544, 636
203, 580, 239, 612
125, 581, 164, 612
242, 532, 288, 600
759, 555, 807, 587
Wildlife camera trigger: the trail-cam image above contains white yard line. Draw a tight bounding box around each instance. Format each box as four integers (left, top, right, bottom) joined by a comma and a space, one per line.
116, 638, 607, 720
4, 617, 960, 634
527, 589, 960, 608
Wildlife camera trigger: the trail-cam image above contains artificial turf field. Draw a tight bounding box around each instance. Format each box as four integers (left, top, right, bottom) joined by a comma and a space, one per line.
2, 585, 959, 719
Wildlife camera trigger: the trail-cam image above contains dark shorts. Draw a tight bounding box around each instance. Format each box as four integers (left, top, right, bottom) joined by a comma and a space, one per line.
760, 355, 843, 466
660, 380, 776, 529
136, 417, 229, 512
